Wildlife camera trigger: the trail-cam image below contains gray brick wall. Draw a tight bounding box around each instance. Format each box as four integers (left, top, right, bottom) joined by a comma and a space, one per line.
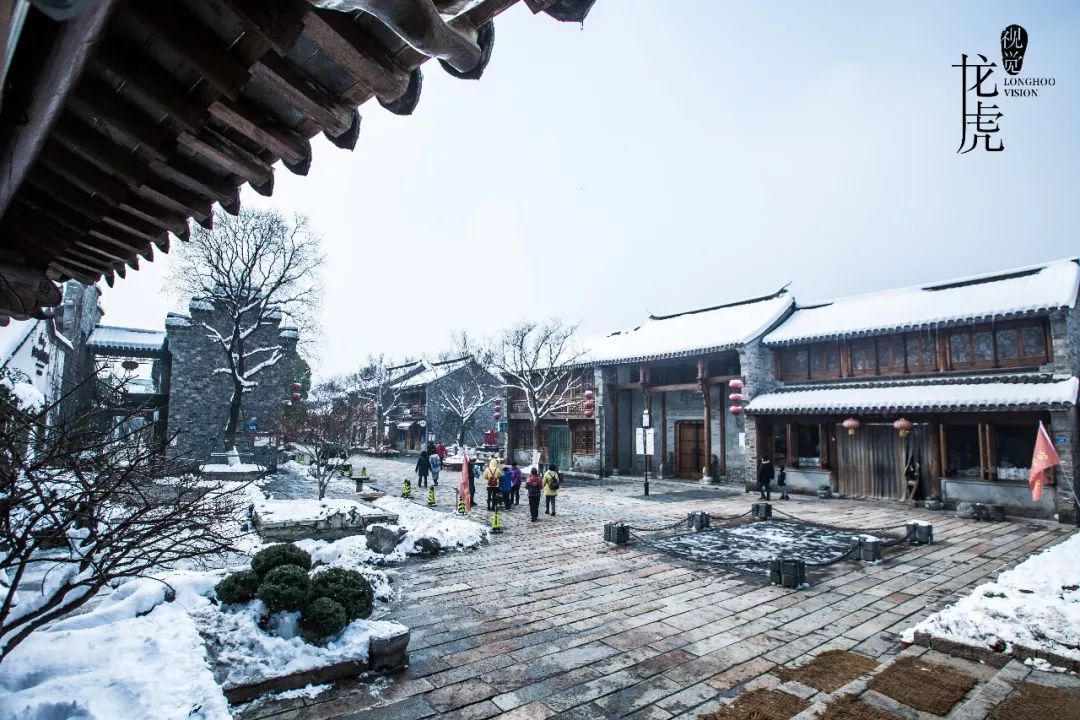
424, 362, 501, 447
165, 300, 299, 469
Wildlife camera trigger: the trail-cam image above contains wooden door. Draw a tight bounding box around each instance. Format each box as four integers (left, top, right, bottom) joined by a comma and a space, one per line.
835, 424, 906, 499
676, 421, 705, 478
547, 426, 571, 471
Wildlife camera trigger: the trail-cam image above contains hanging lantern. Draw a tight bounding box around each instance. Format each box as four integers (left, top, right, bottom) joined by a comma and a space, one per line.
728, 378, 744, 390
584, 389, 595, 400
728, 392, 744, 403
893, 418, 913, 437
729, 405, 743, 415
584, 409, 594, 419
121, 359, 139, 371
291, 392, 301, 402
842, 418, 861, 435
583, 399, 595, 411
493, 411, 502, 421
291, 382, 302, 391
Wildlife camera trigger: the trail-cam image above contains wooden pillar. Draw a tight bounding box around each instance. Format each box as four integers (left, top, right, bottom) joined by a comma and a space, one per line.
785, 422, 795, 468
928, 419, 942, 497
698, 358, 711, 480
718, 388, 727, 476
818, 423, 828, 469
613, 386, 622, 470
660, 392, 668, 477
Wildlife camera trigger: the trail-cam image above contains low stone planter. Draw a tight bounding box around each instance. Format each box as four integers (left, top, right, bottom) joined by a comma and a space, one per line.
252, 500, 398, 542
200, 468, 265, 485
912, 630, 1080, 673
222, 627, 410, 704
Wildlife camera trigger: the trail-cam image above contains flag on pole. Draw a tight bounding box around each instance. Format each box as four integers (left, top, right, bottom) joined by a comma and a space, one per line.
459, 452, 472, 511
1029, 421, 1061, 502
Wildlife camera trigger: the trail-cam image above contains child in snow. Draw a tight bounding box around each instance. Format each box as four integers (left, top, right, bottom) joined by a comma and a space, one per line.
525, 468, 542, 521
429, 451, 441, 486
510, 461, 522, 506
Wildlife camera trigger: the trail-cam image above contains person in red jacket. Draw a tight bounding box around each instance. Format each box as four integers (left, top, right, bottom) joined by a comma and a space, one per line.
524, 468, 542, 521
435, 443, 447, 461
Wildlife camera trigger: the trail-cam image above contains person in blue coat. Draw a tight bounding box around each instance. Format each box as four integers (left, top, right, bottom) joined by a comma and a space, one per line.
499, 464, 514, 510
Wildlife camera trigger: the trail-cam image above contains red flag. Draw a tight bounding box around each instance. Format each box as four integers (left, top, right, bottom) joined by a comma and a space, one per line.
460, 452, 471, 511
1029, 421, 1061, 502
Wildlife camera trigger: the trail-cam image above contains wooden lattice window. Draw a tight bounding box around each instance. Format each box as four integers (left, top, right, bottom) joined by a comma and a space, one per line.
809, 343, 840, 380
876, 336, 906, 375
573, 427, 596, 454
850, 338, 877, 376
905, 332, 937, 373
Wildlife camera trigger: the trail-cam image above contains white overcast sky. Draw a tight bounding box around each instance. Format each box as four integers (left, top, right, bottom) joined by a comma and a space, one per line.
99, 1, 1080, 379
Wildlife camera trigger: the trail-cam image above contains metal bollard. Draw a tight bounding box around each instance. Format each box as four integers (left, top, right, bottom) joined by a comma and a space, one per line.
603, 522, 630, 545
752, 502, 772, 520
859, 536, 883, 562
687, 511, 711, 531
906, 521, 933, 545
770, 557, 806, 588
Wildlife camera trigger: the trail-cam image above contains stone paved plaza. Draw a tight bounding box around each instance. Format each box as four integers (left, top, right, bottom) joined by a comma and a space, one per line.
244, 457, 1080, 720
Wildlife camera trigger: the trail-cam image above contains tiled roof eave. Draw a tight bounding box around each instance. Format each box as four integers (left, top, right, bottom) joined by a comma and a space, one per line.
747, 400, 1073, 415
764, 306, 1064, 346
572, 343, 740, 369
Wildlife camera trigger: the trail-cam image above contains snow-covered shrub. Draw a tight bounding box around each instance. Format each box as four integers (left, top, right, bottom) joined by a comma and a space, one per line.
300, 597, 347, 642
215, 570, 261, 605
257, 565, 310, 613
309, 568, 373, 621
251, 544, 312, 578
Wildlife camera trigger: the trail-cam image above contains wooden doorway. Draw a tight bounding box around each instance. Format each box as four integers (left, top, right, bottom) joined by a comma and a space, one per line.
675, 421, 705, 478
835, 423, 929, 500
547, 426, 571, 472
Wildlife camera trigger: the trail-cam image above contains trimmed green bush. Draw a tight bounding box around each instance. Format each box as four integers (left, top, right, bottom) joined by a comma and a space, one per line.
215, 570, 260, 605
310, 568, 373, 621
257, 564, 310, 613
300, 597, 348, 641
251, 543, 312, 578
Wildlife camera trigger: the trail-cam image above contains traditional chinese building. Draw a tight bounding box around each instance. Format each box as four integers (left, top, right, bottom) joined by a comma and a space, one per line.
746, 258, 1079, 522
505, 367, 599, 471
385, 355, 500, 452
581, 290, 795, 481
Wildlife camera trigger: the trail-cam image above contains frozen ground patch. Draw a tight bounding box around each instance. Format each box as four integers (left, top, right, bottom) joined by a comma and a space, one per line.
645, 520, 860, 577
909, 530, 1080, 662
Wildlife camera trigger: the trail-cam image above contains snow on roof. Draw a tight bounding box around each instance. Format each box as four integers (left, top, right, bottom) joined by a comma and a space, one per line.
165, 313, 191, 327
746, 376, 1079, 414
395, 356, 474, 388
87, 326, 167, 353
0, 320, 36, 366
579, 292, 794, 365
766, 258, 1080, 345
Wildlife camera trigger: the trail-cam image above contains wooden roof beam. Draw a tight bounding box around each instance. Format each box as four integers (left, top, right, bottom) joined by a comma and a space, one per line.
0, 0, 118, 219
250, 54, 357, 140
208, 99, 312, 174
177, 129, 274, 193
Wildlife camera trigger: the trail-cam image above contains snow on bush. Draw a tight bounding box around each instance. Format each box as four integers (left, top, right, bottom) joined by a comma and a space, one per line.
908, 531, 1080, 661
0, 377, 45, 413
293, 536, 395, 602
0, 576, 230, 720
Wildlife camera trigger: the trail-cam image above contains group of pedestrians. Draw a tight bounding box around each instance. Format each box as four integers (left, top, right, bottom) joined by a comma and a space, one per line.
756, 459, 788, 500
456, 456, 561, 522
414, 449, 441, 487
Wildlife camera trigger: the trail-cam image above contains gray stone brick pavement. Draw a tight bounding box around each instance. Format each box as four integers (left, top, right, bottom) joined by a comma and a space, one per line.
238, 459, 1077, 719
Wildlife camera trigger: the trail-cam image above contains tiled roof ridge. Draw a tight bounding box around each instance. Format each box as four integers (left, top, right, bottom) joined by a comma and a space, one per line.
647, 285, 790, 322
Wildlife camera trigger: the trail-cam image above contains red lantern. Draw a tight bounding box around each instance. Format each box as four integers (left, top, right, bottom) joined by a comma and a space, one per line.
842, 417, 861, 435
729, 405, 743, 415
728, 393, 744, 403
584, 390, 595, 400
291, 392, 301, 402
494, 398, 503, 406
493, 411, 502, 421
728, 378, 744, 390
583, 399, 595, 411
584, 409, 594, 419
893, 418, 913, 437
291, 382, 301, 391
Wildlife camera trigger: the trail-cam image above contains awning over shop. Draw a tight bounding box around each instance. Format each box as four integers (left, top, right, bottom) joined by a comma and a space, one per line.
87, 325, 167, 357
747, 377, 1079, 415
396, 421, 417, 430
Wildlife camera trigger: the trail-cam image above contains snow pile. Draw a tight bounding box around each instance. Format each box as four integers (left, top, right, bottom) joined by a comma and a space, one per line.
909, 532, 1080, 661
293, 537, 395, 601
0, 577, 230, 720
254, 498, 388, 524
201, 462, 265, 474
0, 376, 45, 412
271, 683, 331, 700
277, 459, 312, 475
193, 598, 406, 690
371, 496, 488, 559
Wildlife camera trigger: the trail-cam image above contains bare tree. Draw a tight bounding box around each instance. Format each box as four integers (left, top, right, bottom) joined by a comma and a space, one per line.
284, 377, 365, 499
354, 355, 414, 447
430, 362, 498, 446
0, 369, 246, 663
485, 319, 586, 453
170, 208, 322, 453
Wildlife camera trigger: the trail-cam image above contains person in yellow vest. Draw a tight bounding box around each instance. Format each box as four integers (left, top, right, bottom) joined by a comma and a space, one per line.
542, 464, 561, 516
482, 458, 501, 511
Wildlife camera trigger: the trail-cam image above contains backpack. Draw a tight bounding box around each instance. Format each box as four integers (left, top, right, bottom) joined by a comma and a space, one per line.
548, 471, 561, 491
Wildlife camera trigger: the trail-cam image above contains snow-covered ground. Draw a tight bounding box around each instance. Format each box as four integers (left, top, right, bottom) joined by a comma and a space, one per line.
0, 457, 487, 718
908, 531, 1080, 664
254, 497, 391, 523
